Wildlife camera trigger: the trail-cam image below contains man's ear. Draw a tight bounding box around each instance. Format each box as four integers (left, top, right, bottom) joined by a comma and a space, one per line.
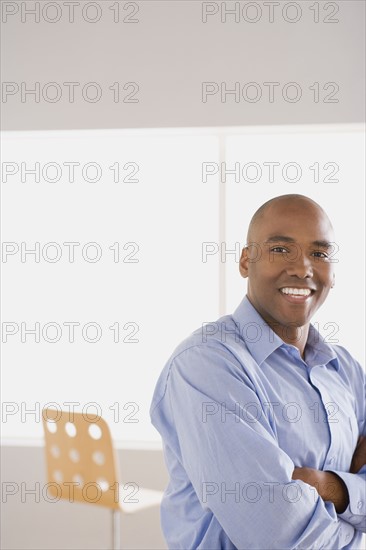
239, 246, 250, 279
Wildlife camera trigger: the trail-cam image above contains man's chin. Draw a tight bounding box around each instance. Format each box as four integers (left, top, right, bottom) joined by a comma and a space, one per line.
277, 306, 313, 329
285, 319, 308, 328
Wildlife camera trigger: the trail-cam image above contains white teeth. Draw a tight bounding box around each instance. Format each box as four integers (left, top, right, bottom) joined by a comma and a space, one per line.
280, 288, 311, 296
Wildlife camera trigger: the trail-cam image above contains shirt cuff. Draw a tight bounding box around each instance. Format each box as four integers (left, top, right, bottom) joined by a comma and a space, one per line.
330, 470, 366, 529
338, 518, 356, 547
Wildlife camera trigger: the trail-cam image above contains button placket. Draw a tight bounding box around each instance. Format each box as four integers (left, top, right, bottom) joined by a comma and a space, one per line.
309, 367, 340, 468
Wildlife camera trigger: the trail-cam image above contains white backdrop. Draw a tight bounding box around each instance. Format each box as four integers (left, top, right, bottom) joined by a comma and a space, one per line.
1, 124, 364, 445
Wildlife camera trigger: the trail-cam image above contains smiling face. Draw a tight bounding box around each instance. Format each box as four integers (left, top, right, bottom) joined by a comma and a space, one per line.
239, 198, 336, 334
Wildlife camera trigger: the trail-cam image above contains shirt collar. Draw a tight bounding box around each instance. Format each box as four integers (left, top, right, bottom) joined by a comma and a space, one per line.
305, 324, 340, 370
232, 295, 340, 370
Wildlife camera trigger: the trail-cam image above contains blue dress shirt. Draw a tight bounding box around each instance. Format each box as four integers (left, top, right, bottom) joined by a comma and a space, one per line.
150, 295, 366, 549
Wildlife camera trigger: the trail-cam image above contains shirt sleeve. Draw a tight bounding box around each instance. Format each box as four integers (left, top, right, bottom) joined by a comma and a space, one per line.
165, 344, 355, 550
331, 469, 366, 531
329, 360, 366, 532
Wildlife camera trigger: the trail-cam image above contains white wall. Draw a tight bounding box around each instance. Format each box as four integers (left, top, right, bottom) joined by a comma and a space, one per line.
1, 128, 220, 443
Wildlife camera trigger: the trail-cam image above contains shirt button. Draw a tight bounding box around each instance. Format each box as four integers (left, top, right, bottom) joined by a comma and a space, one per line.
357, 501, 363, 509
329, 457, 335, 464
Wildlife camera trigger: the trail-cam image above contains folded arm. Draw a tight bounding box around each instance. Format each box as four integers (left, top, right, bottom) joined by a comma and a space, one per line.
292, 433, 366, 531
167, 345, 356, 549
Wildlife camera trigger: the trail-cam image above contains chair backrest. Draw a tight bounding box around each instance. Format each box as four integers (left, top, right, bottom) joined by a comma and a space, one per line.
42, 408, 120, 509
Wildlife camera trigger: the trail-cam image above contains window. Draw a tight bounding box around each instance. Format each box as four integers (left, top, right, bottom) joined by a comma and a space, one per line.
2, 125, 364, 445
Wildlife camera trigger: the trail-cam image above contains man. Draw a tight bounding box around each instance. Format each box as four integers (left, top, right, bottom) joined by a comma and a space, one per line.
150, 194, 365, 549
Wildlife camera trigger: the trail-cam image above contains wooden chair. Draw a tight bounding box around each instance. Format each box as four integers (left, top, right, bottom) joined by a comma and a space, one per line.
42, 408, 163, 549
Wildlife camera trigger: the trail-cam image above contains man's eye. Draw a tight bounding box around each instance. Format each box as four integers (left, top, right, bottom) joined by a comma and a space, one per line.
271, 246, 288, 253
312, 251, 329, 259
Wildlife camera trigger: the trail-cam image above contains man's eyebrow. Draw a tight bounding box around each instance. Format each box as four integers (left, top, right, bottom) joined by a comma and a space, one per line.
312, 240, 333, 249
264, 236, 296, 243
264, 236, 333, 249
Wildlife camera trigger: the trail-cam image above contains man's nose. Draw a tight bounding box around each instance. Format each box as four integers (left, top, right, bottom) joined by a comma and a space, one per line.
285, 251, 313, 278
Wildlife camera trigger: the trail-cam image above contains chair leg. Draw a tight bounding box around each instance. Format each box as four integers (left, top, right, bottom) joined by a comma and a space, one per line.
111, 509, 121, 550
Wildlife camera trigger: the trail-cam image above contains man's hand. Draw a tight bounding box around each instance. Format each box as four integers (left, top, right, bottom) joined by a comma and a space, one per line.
350, 435, 366, 474
292, 467, 349, 514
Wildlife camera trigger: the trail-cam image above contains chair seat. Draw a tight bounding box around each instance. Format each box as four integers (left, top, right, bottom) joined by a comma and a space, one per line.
119, 485, 163, 514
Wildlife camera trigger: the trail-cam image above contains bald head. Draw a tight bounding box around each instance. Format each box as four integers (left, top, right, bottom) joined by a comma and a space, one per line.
246, 194, 334, 244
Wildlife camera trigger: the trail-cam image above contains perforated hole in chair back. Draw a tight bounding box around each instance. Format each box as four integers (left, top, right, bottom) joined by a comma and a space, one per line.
42, 409, 120, 509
